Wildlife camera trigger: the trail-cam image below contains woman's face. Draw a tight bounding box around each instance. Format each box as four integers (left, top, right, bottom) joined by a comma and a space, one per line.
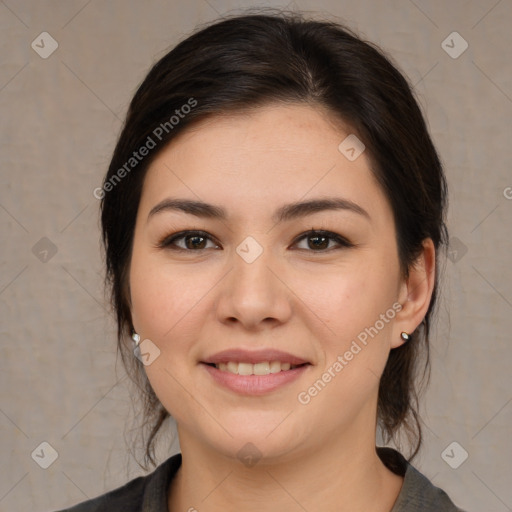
129, 103, 409, 462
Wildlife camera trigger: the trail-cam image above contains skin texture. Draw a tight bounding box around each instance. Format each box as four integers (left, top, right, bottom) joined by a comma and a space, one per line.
129, 103, 436, 512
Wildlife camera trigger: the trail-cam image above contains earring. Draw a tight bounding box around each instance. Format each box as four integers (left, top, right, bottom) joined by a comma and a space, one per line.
400, 331, 410, 341
132, 332, 141, 347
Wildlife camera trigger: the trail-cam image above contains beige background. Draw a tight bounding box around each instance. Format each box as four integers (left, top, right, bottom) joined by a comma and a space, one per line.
1, 1, 511, 511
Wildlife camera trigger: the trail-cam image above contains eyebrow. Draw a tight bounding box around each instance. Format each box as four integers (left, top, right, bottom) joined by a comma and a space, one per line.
147, 197, 371, 224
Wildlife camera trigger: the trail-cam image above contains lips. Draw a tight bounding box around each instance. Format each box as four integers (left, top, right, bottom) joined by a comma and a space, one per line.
201, 348, 310, 366
200, 348, 312, 395
202, 361, 310, 395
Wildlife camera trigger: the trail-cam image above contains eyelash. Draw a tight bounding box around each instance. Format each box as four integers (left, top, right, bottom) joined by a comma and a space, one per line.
157, 229, 354, 253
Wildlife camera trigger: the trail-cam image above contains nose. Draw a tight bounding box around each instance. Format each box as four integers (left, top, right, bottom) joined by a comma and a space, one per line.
214, 241, 293, 331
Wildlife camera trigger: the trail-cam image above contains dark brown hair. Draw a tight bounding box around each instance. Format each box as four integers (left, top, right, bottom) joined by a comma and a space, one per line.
100, 9, 448, 470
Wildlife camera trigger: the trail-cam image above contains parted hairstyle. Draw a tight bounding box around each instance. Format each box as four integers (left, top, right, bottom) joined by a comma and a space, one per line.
100, 9, 448, 470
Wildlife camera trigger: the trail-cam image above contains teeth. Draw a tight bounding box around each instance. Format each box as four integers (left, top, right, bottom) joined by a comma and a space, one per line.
215, 361, 298, 375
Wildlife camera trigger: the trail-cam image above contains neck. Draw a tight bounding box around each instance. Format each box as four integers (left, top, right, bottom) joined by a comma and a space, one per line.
167, 428, 404, 512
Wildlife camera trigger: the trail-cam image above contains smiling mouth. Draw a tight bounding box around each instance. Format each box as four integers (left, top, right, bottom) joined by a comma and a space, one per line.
203, 361, 309, 375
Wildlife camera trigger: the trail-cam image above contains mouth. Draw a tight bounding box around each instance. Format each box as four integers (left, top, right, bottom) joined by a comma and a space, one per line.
202, 361, 309, 375
200, 354, 311, 395
200, 348, 312, 394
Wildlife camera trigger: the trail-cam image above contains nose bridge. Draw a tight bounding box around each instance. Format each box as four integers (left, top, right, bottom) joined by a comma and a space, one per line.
216, 233, 291, 328
232, 233, 276, 300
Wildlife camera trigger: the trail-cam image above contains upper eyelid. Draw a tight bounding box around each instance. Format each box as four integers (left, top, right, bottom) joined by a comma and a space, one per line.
159, 229, 352, 250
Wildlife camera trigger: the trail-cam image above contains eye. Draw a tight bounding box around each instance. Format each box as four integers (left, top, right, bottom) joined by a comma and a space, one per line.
292, 229, 354, 252
158, 230, 220, 251
158, 229, 353, 253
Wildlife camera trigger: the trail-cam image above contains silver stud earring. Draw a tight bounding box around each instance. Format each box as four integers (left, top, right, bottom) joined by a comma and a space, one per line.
400, 331, 410, 341
132, 332, 141, 347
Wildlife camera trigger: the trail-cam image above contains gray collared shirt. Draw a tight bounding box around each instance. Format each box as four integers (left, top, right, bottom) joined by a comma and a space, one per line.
56, 448, 466, 511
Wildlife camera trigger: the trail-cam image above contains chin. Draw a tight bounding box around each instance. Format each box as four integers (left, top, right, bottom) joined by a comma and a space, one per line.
196, 414, 310, 464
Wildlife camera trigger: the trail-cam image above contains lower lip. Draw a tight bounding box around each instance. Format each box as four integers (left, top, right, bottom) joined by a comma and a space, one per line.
201, 363, 310, 395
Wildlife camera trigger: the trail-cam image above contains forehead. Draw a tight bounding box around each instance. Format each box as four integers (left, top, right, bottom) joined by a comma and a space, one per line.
165, 102, 350, 162
139, 103, 392, 229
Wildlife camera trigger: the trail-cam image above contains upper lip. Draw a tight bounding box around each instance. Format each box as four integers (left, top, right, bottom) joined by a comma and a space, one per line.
202, 348, 310, 365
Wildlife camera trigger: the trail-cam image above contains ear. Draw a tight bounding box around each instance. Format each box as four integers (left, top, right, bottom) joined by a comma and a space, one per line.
391, 238, 436, 349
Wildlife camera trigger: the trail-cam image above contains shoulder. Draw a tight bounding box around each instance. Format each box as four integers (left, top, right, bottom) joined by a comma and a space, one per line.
54, 475, 146, 512
377, 447, 466, 512
54, 453, 182, 512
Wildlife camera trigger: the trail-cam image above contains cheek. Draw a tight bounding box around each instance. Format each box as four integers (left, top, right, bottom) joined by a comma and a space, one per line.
129, 240, 173, 338
304, 260, 397, 370
304, 262, 389, 327
128, 252, 213, 417
297, 272, 398, 421
129, 247, 216, 347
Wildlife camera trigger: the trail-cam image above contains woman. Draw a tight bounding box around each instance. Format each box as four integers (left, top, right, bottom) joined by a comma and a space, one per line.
59, 9, 465, 512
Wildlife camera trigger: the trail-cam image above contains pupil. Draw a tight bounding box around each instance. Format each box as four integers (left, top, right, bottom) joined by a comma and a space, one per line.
187, 235, 205, 249
310, 235, 328, 250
